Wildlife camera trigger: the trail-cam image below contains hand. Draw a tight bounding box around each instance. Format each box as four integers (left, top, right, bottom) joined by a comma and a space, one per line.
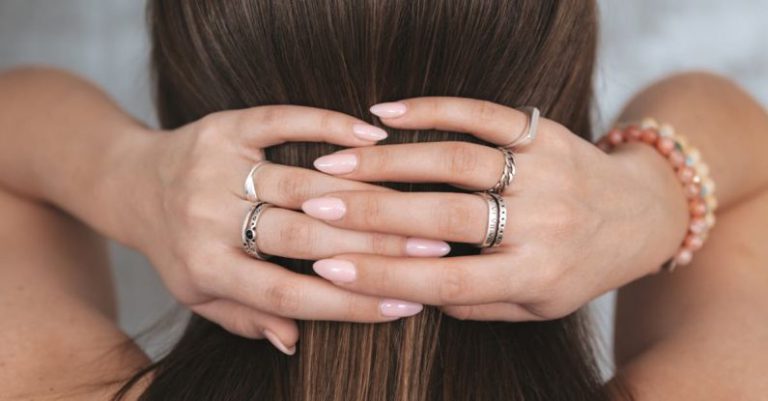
126, 106, 449, 354
301, 97, 690, 321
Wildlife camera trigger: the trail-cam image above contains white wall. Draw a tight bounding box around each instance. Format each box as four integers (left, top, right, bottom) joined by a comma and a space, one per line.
1, 0, 766, 367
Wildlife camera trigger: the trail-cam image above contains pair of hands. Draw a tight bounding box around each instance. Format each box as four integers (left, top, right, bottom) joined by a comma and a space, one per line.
127, 97, 688, 354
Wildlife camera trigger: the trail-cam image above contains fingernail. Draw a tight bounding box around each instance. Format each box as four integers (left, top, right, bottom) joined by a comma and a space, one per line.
352, 123, 388, 141
379, 299, 424, 317
405, 238, 451, 257
314, 153, 358, 175
313, 259, 357, 283
369, 102, 407, 118
263, 329, 296, 356
302, 197, 347, 220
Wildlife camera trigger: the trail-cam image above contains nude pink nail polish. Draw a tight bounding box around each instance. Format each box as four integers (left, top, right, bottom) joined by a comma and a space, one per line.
380, 299, 423, 317
263, 329, 296, 356
352, 123, 388, 141
314, 153, 358, 175
302, 197, 346, 220
405, 238, 451, 257
313, 259, 357, 283
369, 102, 407, 118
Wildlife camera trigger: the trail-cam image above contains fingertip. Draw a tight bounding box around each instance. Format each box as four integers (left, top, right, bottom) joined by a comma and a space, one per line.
405, 238, 451, 257
263, 329, 297, 356
370, 102, 408, 119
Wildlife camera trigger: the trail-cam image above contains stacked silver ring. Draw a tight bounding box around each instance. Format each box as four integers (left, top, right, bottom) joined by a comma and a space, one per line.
242, 160, 273, 260
476, 192, 507, 248
488, 147, 517, 194
242, 201, 273, 260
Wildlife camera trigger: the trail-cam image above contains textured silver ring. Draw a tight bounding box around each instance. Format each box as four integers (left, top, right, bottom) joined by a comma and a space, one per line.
488, 192, 507, 248
489, 147, 516, 194
242, 201, 273, 260
476, 192, 500, 248
244, 160, 271, 202
503, 106, 540, 148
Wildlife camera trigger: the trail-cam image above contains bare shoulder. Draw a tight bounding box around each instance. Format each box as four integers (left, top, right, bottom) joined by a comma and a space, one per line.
0, 189, 149, 400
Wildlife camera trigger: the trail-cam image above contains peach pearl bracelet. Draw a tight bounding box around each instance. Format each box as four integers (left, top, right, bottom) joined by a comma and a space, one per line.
597, 118, 718, 272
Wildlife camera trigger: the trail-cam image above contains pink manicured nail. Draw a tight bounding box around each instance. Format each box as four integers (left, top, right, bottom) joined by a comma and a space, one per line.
369, 102, 407, 118
302, 197, 346, 220
263, 329, 296, 356
405, 238, 451, 257
314, 153, 358, 175
313, 259, 357, 283
352, 123, 388, 141
380, 299, 423, 317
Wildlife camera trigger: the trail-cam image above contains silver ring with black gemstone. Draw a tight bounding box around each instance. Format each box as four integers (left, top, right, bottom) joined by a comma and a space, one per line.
242, 201, 273, 260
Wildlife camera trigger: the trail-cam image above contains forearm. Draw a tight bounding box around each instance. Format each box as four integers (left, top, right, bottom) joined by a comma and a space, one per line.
612, 188, 768, 399
611, 72, 768, 398
0, 67, 153, 246
615, 71, 768, 209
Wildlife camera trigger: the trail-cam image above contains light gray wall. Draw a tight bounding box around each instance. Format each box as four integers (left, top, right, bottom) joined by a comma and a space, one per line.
1, 0, 766, 368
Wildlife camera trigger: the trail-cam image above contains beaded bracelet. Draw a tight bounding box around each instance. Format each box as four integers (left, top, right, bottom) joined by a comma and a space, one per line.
596, 118, 718, 272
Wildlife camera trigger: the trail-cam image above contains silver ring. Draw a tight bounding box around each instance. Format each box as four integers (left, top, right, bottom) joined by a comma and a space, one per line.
503, 106, 540, 148
475, 192, 499, 248
489, 147, 516, 194
242, 202, 273, 260
488, 192, 507, 247
244, 160, 271, 202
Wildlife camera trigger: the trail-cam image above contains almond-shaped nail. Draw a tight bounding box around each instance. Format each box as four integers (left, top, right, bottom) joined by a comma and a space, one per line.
352, 123, 388, 141
379, 299, 423, 317
313, 259, 357, 283
369, 102, 407, 118
263, 329, 296, 356
405, 238, 451, 257
302, 197, 347, 220
314, 153, 358, 175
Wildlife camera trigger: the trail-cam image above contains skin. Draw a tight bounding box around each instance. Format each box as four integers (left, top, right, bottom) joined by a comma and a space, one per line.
0, 67, 766, 400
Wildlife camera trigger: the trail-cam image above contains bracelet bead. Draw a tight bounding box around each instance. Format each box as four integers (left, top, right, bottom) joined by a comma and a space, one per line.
597, 118, 718, 272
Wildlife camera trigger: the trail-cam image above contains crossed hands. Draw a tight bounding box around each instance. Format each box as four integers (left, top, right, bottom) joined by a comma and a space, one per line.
128, 97, 687, 354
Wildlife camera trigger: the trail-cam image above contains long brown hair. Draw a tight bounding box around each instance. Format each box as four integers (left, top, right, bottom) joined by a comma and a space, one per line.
117, 1, 612, 400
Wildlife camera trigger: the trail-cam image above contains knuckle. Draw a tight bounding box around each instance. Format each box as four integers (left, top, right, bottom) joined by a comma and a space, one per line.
277, 219, 316, 250
527, 265, 563, 301
438, 265, 469, 304
445, 142, 480, 176
318, 111, 336, 133
257, 106, 286, 130
358, 195, 385, 228
474, 100, 498, 124
276, 171, 314, 204
368, 233, 399, 255
361, 147, 393, 174
265, 283, 302, 315
435, 198, 477, 240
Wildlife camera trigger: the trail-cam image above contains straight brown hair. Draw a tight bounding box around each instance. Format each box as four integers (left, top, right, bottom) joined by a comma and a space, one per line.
116, 1, 617, 400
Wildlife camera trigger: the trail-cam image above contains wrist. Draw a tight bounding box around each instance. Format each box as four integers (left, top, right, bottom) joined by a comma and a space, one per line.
610, 142, 690, 274
97, 123, 163, 250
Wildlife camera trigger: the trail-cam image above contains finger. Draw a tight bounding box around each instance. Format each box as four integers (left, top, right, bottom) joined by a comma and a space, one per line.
440, 303, 543, 322
241, 162, 394, 209
255, 206, 451, 259
193, 299, 300, 355
310, 253, 539, 306
312, 142, 505, 191
369, 97, 556, 147
204, 254, 425, 322
301, 191, 492, 244
214, 105, 390, 148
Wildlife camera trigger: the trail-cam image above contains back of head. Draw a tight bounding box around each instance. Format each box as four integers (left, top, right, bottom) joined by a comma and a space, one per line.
120, 1, 610, 400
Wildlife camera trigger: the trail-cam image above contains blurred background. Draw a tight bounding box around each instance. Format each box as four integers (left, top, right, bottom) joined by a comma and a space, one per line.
1, 0, 766, 374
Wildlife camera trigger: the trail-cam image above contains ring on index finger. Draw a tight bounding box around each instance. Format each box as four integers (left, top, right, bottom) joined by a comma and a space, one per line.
502, 106, 540, 149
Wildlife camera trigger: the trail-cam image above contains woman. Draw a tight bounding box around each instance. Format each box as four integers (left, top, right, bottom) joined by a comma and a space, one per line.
1, 0, 767, 400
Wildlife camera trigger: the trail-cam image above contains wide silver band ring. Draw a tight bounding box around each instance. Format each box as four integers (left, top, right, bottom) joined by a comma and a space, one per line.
244, 160, 271, 202
488, 147, 517, 194
475, 192, 506, 248
502, 106, 540, 149
242, 201, 273, 260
